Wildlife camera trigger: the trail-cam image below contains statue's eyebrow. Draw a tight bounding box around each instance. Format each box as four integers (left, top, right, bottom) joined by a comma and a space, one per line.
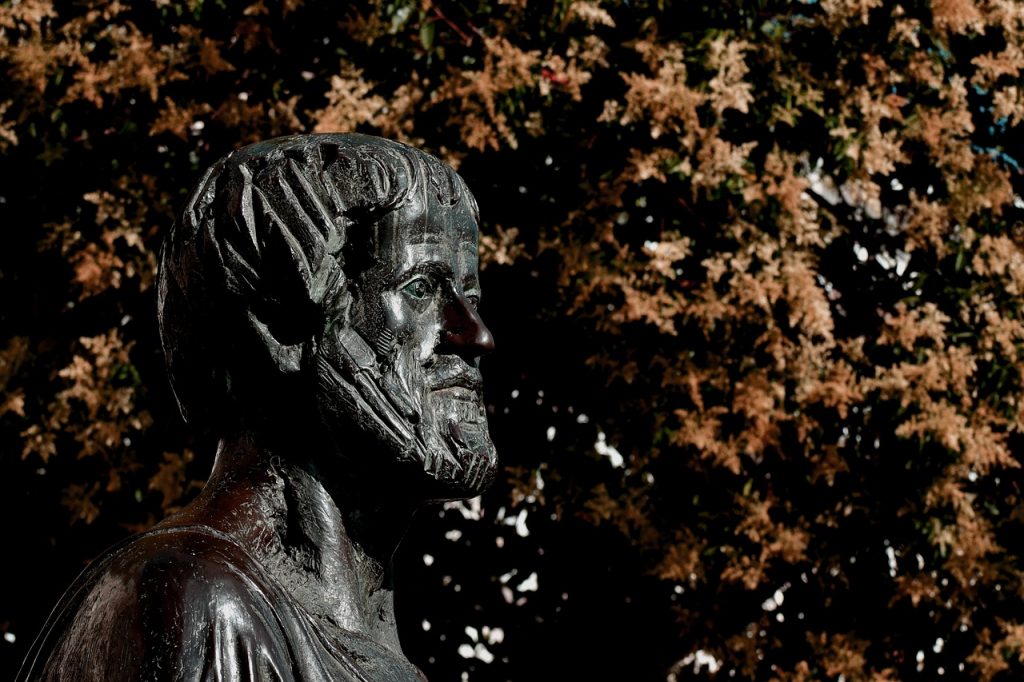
394, 259, 453, 284
406, 230, 446, 245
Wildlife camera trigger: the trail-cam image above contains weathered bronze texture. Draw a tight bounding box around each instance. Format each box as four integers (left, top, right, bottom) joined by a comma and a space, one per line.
18, 134, 498, 681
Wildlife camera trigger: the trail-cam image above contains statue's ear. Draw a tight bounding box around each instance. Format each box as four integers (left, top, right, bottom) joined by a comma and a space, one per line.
236, 157, 350, 377
246, 309, 305, 375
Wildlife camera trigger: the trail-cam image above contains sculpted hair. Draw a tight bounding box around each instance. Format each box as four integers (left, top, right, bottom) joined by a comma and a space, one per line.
157, 133, 478, 434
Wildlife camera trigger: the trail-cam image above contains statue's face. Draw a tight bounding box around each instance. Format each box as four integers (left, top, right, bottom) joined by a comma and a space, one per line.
313, 189, 497, 500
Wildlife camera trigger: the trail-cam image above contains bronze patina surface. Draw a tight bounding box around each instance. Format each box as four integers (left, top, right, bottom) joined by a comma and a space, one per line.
18, 134, 497, 681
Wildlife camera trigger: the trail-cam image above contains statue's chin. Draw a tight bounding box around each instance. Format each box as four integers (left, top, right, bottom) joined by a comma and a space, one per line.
414, 388, 498, 499
312, 352, 497, 501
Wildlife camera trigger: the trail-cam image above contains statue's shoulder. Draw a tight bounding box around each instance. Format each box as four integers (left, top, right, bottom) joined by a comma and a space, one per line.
17, 525, 300, 682
108, 522, 267, 594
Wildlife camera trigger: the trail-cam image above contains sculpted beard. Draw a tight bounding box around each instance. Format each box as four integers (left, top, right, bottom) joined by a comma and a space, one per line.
315, 324, 497, 495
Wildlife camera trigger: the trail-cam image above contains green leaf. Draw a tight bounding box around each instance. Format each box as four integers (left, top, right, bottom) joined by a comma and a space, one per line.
420, 21, 435, 51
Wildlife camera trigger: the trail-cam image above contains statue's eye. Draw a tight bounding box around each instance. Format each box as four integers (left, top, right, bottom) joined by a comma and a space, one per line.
466, 293, 480, 309
402, 278, 431, 299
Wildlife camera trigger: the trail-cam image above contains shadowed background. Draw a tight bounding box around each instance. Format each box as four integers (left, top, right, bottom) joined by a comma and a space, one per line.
1, 1, 1023, 679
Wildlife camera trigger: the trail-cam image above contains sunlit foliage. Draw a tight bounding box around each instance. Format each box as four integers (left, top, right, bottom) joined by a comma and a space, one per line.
0, 0, 1022, 679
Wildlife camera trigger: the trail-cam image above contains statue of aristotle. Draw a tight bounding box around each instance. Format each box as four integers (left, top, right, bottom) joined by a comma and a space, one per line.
18, 134, 498, 681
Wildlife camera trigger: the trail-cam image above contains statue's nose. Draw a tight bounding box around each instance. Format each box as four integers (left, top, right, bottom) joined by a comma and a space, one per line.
439, 294, 495, 361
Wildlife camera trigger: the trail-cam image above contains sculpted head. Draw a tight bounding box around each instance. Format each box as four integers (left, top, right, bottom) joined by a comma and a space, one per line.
157, 134, 497, 501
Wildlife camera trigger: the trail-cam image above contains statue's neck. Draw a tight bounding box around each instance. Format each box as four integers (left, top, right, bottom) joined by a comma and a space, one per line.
171, 430, 417, 652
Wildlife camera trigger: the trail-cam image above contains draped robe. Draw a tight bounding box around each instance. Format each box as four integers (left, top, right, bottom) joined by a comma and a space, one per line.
17, 525, 427, 682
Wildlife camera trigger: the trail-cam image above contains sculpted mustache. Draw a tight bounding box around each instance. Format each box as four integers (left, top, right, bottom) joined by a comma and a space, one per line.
425, 357, 483, 392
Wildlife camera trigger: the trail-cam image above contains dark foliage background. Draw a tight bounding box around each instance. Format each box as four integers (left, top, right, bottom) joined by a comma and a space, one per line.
1, 0, 1023, 679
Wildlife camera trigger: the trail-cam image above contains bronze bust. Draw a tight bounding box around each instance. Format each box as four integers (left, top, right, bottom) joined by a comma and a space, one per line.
18, 134, 497, 681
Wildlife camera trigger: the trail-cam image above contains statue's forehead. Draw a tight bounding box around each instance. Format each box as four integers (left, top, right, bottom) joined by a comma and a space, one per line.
381, 191, 479, 246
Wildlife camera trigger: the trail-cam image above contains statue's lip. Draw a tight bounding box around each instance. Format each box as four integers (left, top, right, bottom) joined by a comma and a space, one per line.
427, 358, 483, 392
434, 385, 479, 401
